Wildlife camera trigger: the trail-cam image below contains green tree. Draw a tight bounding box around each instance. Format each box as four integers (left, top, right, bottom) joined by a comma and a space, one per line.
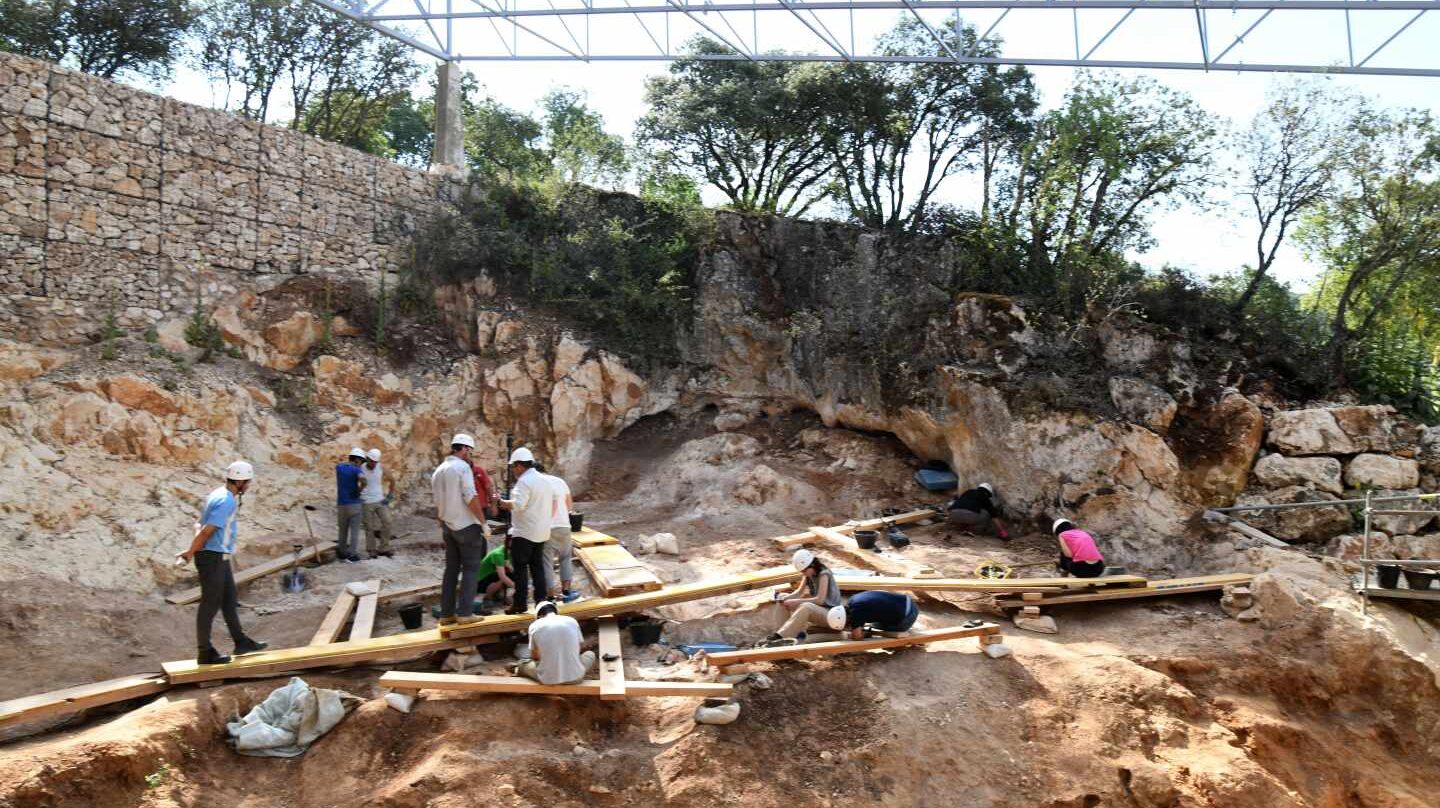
1, 0, 196, 81
812, 16, 1037, 230
637, 38, 833, 216
383, 92, 433, 167
463, 92, 549, 182
541, 89, 630, 188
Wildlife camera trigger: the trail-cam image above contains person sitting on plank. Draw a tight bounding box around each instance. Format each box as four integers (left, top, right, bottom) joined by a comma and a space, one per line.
757, 549, 843, 647
1052, 518, 1105, 578
826, 590, 920, 641
516, 601, 596, 685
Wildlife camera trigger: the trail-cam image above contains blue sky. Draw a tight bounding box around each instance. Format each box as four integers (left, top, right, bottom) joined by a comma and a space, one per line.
162, 6, 1440, 289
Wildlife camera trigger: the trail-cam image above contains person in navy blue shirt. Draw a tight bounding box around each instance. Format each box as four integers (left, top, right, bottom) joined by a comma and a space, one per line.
335, 448, 368, 562
826, 591, 920, 640
176, 461, 269, 665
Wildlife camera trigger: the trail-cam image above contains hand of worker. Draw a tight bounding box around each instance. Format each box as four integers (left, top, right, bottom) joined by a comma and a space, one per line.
175, 550, 193, 565
997, 528, 1010, 540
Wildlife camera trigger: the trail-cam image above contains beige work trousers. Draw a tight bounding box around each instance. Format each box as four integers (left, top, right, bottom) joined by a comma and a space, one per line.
362, 502, 394, 554
778, 602, 831, 639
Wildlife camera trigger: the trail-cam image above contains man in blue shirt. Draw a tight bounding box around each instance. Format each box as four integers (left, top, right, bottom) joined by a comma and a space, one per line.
335, 448, 367, 563
826, 591, 920, 640
176, 461, 269, 665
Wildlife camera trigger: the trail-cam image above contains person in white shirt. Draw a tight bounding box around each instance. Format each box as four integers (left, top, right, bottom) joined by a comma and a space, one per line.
498, 446, 555, 615
535, 462, 578, 603
516, 601, 595, 685
430, 433, 489, 625
361, 448, 394, 558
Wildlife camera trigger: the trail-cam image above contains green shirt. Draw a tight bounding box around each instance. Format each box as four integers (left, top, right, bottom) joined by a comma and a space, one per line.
476, 545, 510, 579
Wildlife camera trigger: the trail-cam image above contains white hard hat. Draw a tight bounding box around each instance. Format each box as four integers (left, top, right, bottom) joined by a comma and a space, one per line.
791, 549, 815, 571
827, 605, 848, 631
978, 482, 994, 495
509, 446, 535, 464
1053, 517, 1076, 535
225, 460, 254, 481
534, 600, 558, 617
366, 448, 381, 461
348, 447, 366, 459
451, 433, 476, 449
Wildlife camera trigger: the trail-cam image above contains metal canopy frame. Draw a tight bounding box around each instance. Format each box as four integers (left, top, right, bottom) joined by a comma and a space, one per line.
307, 0, 1440, 75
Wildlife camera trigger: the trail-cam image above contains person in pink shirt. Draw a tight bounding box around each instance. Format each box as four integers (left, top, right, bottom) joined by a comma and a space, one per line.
1052, 518, 1105, 578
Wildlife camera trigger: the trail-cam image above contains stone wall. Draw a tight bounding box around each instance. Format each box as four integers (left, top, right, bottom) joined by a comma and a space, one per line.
0, 50, 455, 343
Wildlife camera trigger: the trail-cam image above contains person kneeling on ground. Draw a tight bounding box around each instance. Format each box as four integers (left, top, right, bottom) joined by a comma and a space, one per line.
475, 534, 515, 609
758, 549, 842, 647
826, 590, 920, 641
1053, 518, 1105, 578
945, 483, 1010, 540
516, 601, 596, 685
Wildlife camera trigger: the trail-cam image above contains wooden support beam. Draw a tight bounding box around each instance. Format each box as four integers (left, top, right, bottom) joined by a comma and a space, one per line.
310, 587, 359, 645
703, 623, 1000, 666
376, 582, 440, 605
597, 619, 624, 701
164, 629, 477, 684
994, 574, 1255, 608
0, 674, 168, 730
572, 527, 621, 548
773, 509, 939, 550
377, 671, 731, 698
165, 540, 324, 605
808, 526, 938, 578
835, 576, 1083, 593
348, 580, 381, 642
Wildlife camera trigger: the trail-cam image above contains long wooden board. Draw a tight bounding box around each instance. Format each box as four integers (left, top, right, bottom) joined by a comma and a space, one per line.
576, 541, 662, 596
443, 565, 802, 640
348, 580, 381, 641
378, 671, 731, 698
773, 509, 940, 550
572, 527, 620, 548
0, 674, 169, 730
376, 582, 440, 604
808, 526, 938, 578
703, 623, 1000, 666
994, 574, 1254, 608
310, 588, 359, 645
835, 576, 1068, 593
165, 540, 323, 605
598, 619, 625, 701
163, 628, 476, 684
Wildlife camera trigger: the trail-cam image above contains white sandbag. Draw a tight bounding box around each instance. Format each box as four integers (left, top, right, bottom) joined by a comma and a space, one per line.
694, 700, 741, 725
652, 533, 681, 555
226, 677, 359, 757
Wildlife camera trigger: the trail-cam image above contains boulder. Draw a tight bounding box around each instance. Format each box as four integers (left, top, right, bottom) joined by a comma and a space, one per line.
1236, 486, 1351, 543
713, 411, 751, 432
1329, 405, 1398, 453
1324, 531, 1393, 561
1267, 408, 1356, 456
1418, 426, 1440, 474
1344, 454, 1419, 490
1252, 454, 1343, 495
1175, 392, 1265, 505
1367, 489, 1437, 536
1108, 377, 1177, 434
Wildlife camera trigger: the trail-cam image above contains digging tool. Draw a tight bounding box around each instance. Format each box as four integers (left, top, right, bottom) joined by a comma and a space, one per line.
280, 542, 309, 593
301, 504, 325, 567
975, 559, 1055, 579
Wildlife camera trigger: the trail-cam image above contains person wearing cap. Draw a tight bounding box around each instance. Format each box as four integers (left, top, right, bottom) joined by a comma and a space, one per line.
946, 483, 1010, 540
757, 549, 843, 646
334, 448, 368, 563
1052, 518, 1105, 578
515, 601, 596, 685
176, 460, 269, 665
826, 590, 920, 641
535, 462, 579, 603
497, 446, 555, 615
361, 448, 395, 559
430, 434, 490, 625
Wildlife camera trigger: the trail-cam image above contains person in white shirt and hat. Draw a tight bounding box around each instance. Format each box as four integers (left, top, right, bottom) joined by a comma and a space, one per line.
498, 446, 556, 615
515, 600, 595, 685
430, 434, 490, 625
361, 448, 395, 558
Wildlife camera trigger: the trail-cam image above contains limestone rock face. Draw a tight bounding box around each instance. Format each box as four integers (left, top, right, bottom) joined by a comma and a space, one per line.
1174, 392, 1265, 506
1345, 454, 1420, 490
1366, 489, 1438, 536
1419, 426, 1440, 474
1235, 486, 1351, 543
1252, 454, 1343, 495
1109, 376, 1177, 434
1329, 405, 1398, 453
1267, 409, 1355, 456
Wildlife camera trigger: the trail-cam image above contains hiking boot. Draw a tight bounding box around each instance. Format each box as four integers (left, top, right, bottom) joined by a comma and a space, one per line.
197, 647, 231, 666
374, 550, 395, 558
438, 616, 458, 626
233, 638, 269, 655
561, 590, 583, 603
504, 605, 528, 616
754, 633, 796, 649
456, 614, 485, 625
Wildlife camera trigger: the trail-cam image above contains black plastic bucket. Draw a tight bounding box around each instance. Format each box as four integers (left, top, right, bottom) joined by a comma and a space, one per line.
398, 603, 424, 630
569, 512, 584, 532
628, 617, 663, 646
854, 530, 879, 550
1402, 568, 1436, 590
1375, 564, 1402, 589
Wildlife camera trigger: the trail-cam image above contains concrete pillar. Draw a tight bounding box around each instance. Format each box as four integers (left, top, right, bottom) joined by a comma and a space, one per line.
431, 60, 467, 177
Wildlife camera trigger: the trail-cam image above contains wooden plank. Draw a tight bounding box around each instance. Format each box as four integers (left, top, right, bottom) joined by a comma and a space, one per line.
444, 565, 802, 640
598, 619, 625, 701
703, 623, 1000, 666
835, 576, 1068, 593
377, 671, 731, 698
0, 675, 168, 729
376, 582, 440, 605
1203, 511, 1290, 549
166, 540, 323, 605
309, 588, 359, 645
572, 527, 620, 548
809, 526, 938, 578
348, 580, 381, 642
994, 574, 1255, 608
164, 629, 476, 684
773, 509, 940, 550
575, 538, 662, 596
1361, 587, 1440, 602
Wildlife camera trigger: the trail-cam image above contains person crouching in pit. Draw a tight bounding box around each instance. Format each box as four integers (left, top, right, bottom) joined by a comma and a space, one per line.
1052, 518, 1105, 578
757, 549, 842, 647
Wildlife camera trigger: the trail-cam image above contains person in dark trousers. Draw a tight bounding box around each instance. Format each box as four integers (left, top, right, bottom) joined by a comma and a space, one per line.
176, 461, 268, 665
430, 433, 490, 625
335, 448, 367, 562
497, 446, 555, 615
1052, 518, 1106, 578
945, 482, 1010, 539
826, 591, 920, 640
